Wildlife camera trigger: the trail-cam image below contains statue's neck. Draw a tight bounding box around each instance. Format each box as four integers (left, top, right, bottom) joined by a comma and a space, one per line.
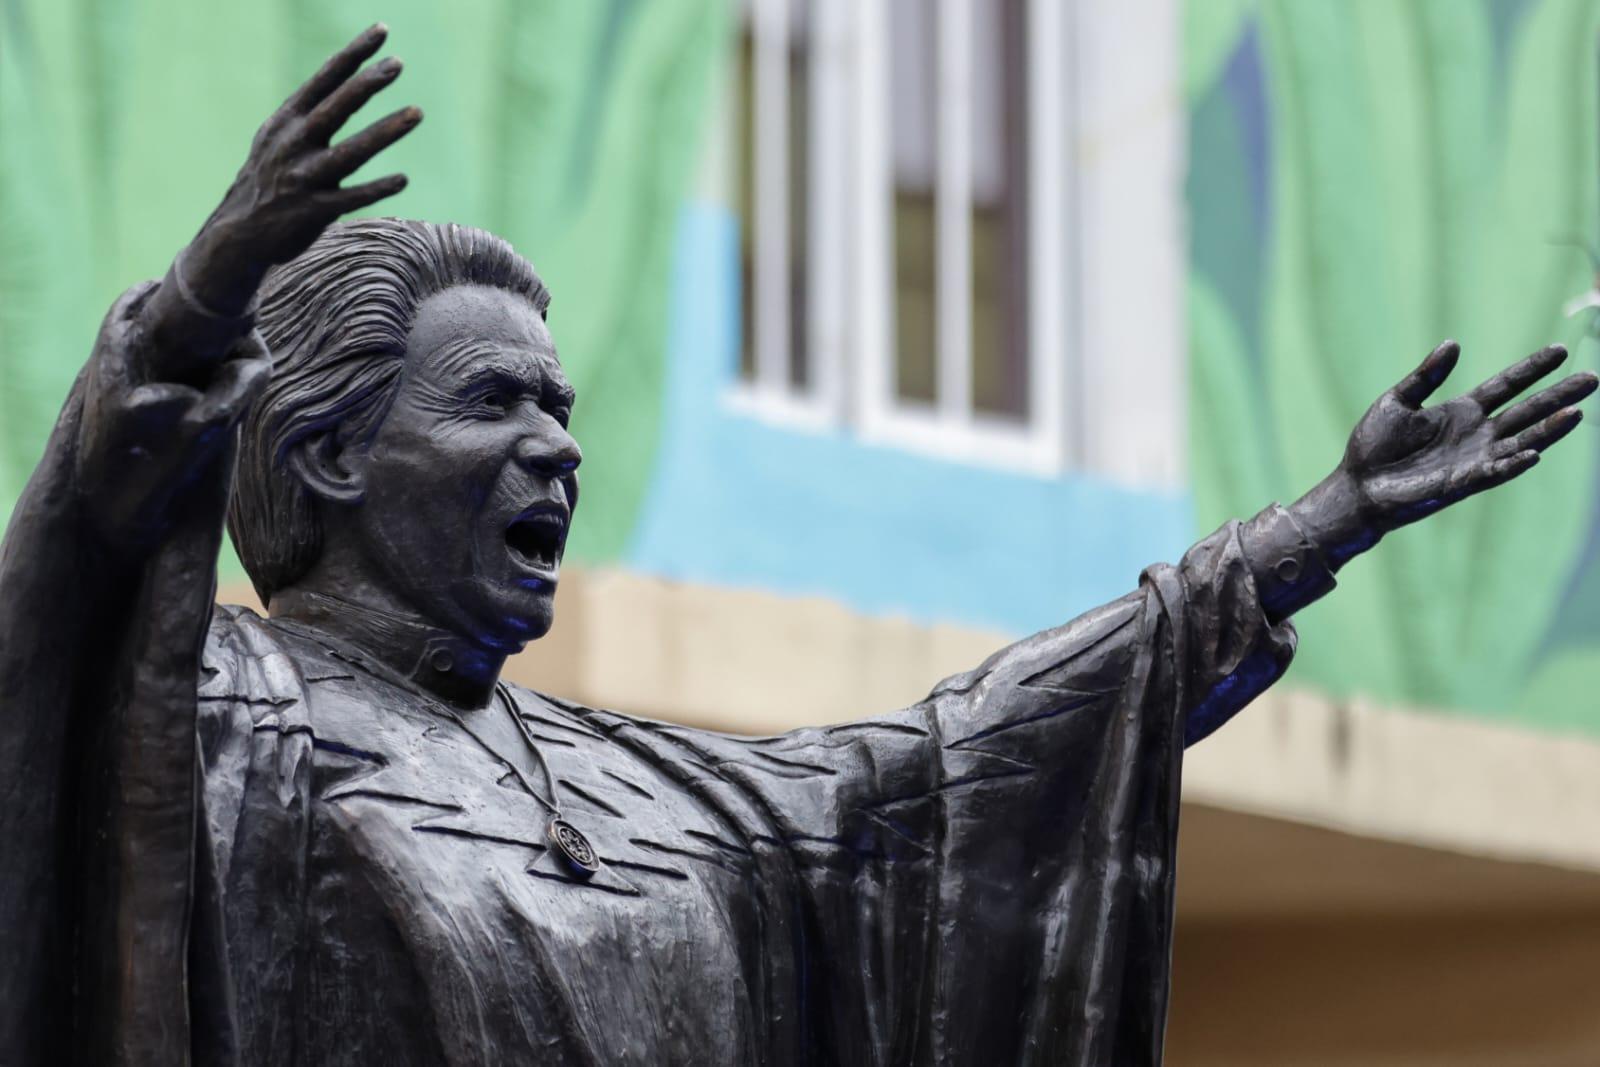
269, 588, 505, 709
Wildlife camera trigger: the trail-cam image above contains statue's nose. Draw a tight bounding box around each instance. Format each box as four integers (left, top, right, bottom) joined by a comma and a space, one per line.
514, 427, 582, 478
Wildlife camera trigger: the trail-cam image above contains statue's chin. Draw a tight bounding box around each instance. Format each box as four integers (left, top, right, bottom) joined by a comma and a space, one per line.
440, 573, 556, 652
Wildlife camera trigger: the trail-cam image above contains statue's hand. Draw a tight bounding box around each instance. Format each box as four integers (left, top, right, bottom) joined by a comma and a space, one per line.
179, 23, 420, 319
1294, 342, 1597, 566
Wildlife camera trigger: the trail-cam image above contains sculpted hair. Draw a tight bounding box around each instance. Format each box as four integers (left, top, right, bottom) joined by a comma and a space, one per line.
228, 217, 550, 604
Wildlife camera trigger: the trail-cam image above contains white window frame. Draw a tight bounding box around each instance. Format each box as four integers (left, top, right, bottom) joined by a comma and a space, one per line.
852, 0, 1068, 475
723, 0, 1182, 488
724, 0, 845, 433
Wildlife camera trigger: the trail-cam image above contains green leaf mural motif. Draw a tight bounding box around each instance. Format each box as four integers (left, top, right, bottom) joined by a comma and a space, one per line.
1188, 0, 1600, 733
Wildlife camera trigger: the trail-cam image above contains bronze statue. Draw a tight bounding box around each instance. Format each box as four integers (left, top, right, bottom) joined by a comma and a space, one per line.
2, 25, 1593, 1066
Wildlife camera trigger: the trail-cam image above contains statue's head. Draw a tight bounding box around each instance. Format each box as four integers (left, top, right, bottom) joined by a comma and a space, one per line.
229, 218, 579, 651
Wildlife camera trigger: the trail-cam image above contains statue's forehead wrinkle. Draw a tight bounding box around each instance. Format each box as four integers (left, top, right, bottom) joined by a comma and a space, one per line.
404, 284, 561, 386
425, 337, 566, 391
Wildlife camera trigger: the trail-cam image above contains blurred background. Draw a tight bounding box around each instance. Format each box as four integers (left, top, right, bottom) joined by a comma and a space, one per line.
5, 0, 1600, 1063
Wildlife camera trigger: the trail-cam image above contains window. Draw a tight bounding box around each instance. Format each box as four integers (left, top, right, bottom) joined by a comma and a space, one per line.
728, 0, 1074, 473
889, 0, 1028, 417
736, 0, 810, 393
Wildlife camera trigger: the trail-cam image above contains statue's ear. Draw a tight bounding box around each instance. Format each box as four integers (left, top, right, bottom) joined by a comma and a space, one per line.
285, 430, 367, 506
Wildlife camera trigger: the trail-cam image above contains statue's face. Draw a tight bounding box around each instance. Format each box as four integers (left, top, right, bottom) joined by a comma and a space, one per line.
348, 283, 579, 649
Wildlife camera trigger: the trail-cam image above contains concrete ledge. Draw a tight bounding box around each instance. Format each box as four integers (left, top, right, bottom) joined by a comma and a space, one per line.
1184, 686, 1600, 873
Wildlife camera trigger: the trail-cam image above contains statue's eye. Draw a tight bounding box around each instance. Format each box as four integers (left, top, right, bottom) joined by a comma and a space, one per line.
550, 406, 572, 429
476, 390, 509, 416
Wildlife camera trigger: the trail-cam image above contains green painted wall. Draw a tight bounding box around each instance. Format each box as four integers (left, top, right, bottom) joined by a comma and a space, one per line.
0, 0, 728, 570
1188, 0, 1600, 733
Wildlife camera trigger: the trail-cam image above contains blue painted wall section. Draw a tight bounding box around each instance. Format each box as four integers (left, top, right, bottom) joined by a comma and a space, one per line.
627, 200, 1195, 637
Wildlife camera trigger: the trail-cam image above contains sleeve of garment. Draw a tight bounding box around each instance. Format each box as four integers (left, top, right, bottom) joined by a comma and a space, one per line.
660, 517, 1310, 1067
0, 282, 266, 1066
189, 607, 316, 1067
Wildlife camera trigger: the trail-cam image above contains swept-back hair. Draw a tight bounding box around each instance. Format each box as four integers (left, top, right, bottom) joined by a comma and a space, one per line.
228, 217, 550, 604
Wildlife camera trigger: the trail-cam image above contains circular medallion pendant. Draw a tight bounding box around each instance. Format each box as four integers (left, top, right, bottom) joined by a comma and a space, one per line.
547, 817, 601, 878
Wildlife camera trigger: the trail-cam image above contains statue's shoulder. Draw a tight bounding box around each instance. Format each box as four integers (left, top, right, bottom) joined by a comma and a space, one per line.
201, 602, 311, 713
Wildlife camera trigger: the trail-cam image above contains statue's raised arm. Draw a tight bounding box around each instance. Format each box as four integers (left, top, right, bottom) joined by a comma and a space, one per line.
0, 25, 418, 1064
83, 24, 418, 551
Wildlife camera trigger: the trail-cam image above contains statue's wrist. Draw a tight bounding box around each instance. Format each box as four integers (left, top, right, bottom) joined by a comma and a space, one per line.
1239, 502, 1339, 624
141, 249, 260, 383
180, 225, 268, 318
1288, 470, 1381, 571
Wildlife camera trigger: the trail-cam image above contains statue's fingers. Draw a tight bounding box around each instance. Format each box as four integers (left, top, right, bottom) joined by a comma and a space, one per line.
180, 352, 272, 460
122, 382, 205, 435
1492, 371, 1598, 436
1493, 406, 1583, 458
319, 174, 410, 216
307, 107, 422, 183
302, 57, 403, 145
1394, 341, 1460, 406
191, 355, 270, 425
1471, 448, 1541, 494
1468, 344, 1568, 413
282, 23, 388, 115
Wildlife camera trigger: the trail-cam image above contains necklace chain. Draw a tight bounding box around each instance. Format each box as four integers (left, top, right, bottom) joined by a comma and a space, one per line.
492, 683, 563, 817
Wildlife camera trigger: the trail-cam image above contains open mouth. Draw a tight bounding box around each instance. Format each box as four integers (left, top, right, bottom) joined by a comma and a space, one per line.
505, 507, 567, 575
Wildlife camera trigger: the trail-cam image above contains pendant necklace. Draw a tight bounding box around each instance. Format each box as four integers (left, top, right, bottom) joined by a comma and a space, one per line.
403, 682, 601, 880
492, 682, 602, 879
